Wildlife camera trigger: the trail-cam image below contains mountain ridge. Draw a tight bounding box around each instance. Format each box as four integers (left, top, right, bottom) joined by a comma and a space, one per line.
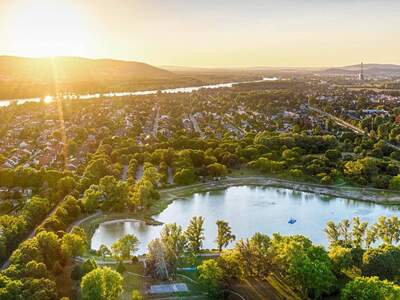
0, 56, 173, 83
320, 63, 400, 76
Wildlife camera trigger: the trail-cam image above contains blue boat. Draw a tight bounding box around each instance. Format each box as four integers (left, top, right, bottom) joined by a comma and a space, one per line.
288, 218, 297, 224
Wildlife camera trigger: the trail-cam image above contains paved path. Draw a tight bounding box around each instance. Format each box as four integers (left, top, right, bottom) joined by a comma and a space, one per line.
67, 211, 102, 232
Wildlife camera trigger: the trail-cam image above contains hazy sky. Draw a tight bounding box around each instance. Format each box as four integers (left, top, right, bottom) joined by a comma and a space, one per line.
1, 0, 399, 67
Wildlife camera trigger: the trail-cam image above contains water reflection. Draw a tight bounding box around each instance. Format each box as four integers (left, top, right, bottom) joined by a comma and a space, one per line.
91, 185, 400, 254
0, 77, 279, 107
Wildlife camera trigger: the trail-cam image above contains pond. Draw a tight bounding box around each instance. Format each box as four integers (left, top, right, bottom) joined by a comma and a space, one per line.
90, 185, 400, 254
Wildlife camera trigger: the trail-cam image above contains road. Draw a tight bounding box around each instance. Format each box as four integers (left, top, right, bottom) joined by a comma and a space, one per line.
152, 105, 160, 137
121, 165, 129, 181
167, 166, 174, 184
135, 164, 144, 181
189, 114, 205, 138
307, 105, 364, 134
1, 199, 65, 270
307, 105, 400, 151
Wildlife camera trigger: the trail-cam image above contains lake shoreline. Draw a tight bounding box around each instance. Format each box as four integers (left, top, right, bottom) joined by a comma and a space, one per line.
80, 175, 400, 253
161, 176, 400, 206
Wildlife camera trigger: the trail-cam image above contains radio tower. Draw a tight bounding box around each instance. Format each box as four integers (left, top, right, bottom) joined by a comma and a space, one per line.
359, 62, 365, 81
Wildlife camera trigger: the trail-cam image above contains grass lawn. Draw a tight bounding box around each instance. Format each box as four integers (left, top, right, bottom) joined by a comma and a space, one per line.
104, 261, 206, 300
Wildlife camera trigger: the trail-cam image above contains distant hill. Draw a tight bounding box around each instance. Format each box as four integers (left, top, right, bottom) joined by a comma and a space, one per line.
320, 64, 400, 76
0, 56, 173, 83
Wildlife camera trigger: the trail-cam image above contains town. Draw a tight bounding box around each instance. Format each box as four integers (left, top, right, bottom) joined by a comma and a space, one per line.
2, 69, 400, 299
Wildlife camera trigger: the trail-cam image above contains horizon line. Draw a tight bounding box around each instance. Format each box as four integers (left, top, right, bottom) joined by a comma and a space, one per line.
0, 54, 398, 69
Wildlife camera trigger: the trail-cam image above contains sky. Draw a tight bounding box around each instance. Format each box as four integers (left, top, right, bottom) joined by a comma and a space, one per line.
0, 0, 400, 67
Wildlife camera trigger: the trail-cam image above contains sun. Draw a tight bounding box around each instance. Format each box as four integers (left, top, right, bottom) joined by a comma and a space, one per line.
5, 0, 90, 57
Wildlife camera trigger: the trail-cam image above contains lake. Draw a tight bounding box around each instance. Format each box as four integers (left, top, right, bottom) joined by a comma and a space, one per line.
91, 185, 400, 254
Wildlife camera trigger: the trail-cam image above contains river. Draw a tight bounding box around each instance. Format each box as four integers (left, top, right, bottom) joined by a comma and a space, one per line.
90, 185, 400, 254
0, 77, 278, 107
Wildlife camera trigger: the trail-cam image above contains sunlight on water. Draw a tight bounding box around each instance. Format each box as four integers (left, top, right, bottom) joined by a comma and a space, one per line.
0, 77, 279, 107
91, 186, 400, 254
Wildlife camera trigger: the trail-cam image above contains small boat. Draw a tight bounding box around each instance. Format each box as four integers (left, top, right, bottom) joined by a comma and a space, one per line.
288, 218, 297, 224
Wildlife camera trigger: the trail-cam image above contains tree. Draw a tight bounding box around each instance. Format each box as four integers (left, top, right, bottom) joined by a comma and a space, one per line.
389, 175, 400, 190
325, 149, 341, 161
35, 231, 62, 269
160, 223, 186, 274
197, 259, 225, 299
21, 277, 58, 300
329, 246, 353, 274
325, 221, 340, 247
82, 258, 98, 276
82, 185, 102, 213
0, 273, 23, 299
366, 225, 378, 248
131, 290, 143, 300
98, 244, 111, 259
351, 217, 368, 248
146, 238, 169, 280
344, 157, 379, 184
206, 163, 228, 178
362, 246, 400, 280
129, 179, 159, 208
82, 157, 113, 188
9, 238, 43, 267
142, 164, 161, 186
116, 260, 126, 274
71, 265, 83, 280
173, 168, 197, 185
57, 176, 77, 196
288, 246, 335, 299
81, 267, 123, 300
270, 234, 335, 298
216, 220, 235, 251
61, 233, 86, 258
111, 234, 139, 261
339, 219, 352, 247
185, 216, 205, 253
22, 196, 50, 226
99, 176, 129, 211
218, 250, 243, 281
127, 159, 138, 179
341, 276, 400, 300
374, 216, 400, 245
235, 233, 271, 278
25, 260, 49, 279
71, 226, 89, 246
53, 261, 63, 275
